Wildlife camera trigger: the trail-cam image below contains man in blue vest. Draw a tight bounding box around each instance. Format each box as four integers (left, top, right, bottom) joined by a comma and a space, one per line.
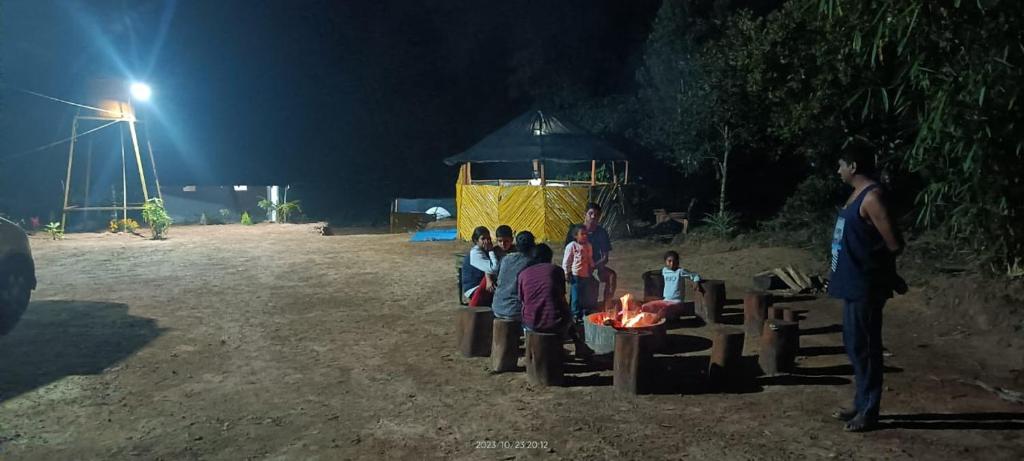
828, 142, 905, 432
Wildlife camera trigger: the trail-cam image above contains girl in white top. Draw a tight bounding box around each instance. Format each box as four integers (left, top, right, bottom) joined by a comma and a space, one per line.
562, 225, 596, 320
642, 250, 701, 316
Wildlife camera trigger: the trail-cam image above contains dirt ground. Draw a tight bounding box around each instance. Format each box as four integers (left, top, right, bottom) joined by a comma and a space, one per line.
1, 224, 1022, 460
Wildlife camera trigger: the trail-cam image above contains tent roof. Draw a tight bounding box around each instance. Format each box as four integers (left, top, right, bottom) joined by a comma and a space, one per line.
443, 110, 627, 165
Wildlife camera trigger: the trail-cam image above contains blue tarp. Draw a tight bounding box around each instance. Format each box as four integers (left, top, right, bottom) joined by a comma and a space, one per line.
410, 228, 458, 242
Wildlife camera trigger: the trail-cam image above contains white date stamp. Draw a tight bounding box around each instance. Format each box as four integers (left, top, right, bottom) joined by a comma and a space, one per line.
473, 440, 549, 449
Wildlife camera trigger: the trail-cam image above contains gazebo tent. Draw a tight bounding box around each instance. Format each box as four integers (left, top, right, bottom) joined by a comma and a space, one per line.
444, 110, 629, 242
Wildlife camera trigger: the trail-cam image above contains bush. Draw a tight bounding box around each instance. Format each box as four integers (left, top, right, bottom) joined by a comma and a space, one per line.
240, 211, 253, 225
701, 210, 740, 238
142, 198, 172, 239
108, 218, 140, 233
44, 222, 64, 240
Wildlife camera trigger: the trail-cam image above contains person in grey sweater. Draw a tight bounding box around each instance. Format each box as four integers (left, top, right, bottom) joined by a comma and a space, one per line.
491, 231, 537, 320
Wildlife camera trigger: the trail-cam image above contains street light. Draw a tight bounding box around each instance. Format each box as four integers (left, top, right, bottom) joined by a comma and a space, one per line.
129, 82, 152, 101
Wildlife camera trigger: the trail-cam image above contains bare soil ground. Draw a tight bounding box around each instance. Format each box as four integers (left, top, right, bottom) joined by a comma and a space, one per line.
1, 224, 1022, 460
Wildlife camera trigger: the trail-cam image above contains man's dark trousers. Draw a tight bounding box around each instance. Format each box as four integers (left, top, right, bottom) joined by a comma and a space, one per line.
842, 298, 885, 420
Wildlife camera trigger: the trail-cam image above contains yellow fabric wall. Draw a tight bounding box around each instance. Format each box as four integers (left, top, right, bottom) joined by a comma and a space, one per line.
456, 182, 588, 242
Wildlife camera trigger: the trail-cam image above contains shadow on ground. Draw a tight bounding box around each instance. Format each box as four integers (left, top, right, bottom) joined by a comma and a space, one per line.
0, 300, 164, 402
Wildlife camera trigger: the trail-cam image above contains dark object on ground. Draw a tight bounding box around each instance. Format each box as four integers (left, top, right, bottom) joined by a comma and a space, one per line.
526, 331, 564, 386
491, 318, 521, 372
0, 217, 36, 336
455, 307, 493, 357
613, 330, 654, 395
708, 327, 745, 389
743, 291, 771, 341
696, 279, 726, 324
759, 319, 799, 374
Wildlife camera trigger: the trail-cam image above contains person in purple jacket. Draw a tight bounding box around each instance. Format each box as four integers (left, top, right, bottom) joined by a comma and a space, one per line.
518, 244, 592, 360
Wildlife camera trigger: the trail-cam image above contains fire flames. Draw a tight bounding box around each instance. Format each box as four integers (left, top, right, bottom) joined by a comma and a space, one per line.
589, 293, 661, 329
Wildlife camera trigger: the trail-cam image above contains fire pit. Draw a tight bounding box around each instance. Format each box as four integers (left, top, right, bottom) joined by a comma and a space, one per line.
583, 294, 667, 355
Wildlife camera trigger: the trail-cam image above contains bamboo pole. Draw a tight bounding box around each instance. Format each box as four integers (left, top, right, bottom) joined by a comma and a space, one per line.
61, 116, 80, 232
127, 120, 150, 201
120, 124, 128, 226
590, 160, 596, 186
142, 122, 163, 201
466, 162, 473, 184
624, 160, 630, 185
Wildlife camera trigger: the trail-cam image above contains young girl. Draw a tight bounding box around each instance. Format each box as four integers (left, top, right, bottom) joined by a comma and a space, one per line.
562, 225, 596, 321
641, 250, 701, 318
461, 226, 500, 307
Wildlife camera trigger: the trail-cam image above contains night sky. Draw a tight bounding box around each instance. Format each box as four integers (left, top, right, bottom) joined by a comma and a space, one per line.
0, 0, 659, 222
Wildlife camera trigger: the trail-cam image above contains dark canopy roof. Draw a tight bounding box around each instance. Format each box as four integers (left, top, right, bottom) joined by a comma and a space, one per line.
443, 110, 627, 165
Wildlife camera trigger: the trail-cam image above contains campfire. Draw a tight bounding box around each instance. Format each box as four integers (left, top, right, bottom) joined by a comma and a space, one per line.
588, 293, 661, 329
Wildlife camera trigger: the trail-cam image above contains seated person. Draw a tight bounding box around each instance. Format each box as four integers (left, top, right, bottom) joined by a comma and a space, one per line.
461, 226, 499, 307
519, 244, 592, 360
491, 231, 536, 321
641, 250, 701, 318
494, 225, 515, 255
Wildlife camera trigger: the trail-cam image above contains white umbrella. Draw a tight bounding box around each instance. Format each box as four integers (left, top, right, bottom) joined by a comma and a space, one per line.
424, 206, 452, 220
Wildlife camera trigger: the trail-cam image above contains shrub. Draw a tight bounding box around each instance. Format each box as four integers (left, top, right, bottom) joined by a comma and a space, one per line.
142, 198, 172, 239
44, 222, 64, 240
108, 218, 140, 233
701, 210, 739, 238
240, 211, 253, 225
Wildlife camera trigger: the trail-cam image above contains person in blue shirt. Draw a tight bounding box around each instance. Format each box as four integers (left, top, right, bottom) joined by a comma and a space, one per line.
641, 250, 701, 319
828, 141, 905, 432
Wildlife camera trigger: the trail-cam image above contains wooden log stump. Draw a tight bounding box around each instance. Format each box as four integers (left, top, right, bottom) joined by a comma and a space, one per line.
525, 331, 564, 386
742, 291, 771, 340
782, 307, 799, 322
767, 305, 785, 320
758, 319, 799, 374
455, 307, 494, 357
491, 318, 522, 372
696, 279, 726, 324
708, 327, 746, 388
614, 330, 654, 395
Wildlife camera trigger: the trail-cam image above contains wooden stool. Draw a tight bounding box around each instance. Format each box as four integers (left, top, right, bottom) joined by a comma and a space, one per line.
642, 270, 665, 302
525, 331, 564, 386
455, 307, 493, 357
743, 291, 771, 340
614, 330, 654, 395
767, 305, 785, 320
696, 279, 726, 324
491, 318, 522, 372
708, 327, 745, 388
758, 319, 799, 374
782, 307, 799, 322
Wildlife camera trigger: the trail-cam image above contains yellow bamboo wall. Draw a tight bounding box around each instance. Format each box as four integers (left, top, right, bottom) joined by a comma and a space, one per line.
456, 177, 588, 242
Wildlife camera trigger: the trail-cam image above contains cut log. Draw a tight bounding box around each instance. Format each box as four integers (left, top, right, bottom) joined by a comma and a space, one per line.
743, 291, 771, 340
696, 279, 726, 324
788, 266, 814, 290
771, 268, 802, 292
642, 270, 665, 302
782, 307, 799, 323
455, 307, 494, 357
708, 327, 745, 388
753, 272, 786, 291
784, 266, 809, 291
767, 306, 785, 320
614, 330, 654, 395
491, 318, 522, 372
525, 331, 564, 386
758, 319, 799, 374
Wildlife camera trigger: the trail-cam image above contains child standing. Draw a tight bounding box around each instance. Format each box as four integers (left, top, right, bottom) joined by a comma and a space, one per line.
641, 250, 701, 318
562, 225, 597, 321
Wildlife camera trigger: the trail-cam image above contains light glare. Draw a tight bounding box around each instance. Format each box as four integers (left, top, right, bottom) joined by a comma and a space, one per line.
130, 82, 152, 101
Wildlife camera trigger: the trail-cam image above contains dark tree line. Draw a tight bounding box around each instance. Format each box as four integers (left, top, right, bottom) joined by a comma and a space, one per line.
539, 0, 1023, 270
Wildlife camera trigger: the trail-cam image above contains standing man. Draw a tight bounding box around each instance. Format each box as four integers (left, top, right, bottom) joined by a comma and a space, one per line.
828, 143, 904, 432
583, 202, 616, 308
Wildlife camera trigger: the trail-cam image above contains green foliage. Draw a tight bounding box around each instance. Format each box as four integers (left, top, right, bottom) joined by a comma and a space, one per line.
44, 222, 63, 240
258, 196, 302, 223
142, 198, 172, 239
199, 212, 209, 225
240, 211, 253, 225
701, 210, 740, 238
219, 208, 231, 218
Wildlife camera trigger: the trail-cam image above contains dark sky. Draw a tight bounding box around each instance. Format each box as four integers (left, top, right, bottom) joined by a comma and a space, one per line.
1, 0, 659, 221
